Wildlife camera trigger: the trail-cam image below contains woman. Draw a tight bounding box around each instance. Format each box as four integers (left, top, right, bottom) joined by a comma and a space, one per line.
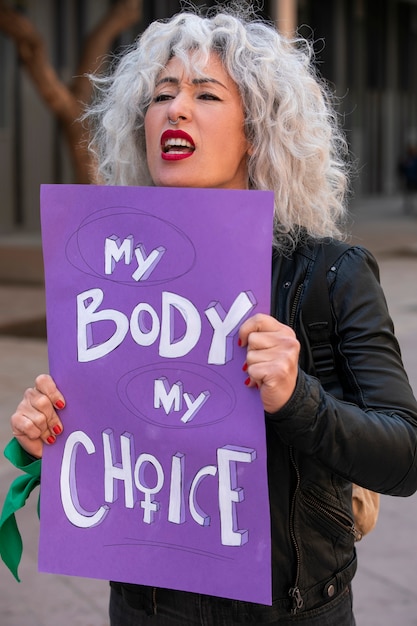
4, 6, 417, 625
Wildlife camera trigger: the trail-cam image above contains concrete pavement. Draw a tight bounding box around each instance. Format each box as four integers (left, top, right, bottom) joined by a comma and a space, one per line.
349, 195, 417, 626
0, 193, 416, 625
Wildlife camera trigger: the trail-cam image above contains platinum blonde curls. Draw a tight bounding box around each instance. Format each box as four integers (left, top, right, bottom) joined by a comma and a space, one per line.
85, 9, 349, 252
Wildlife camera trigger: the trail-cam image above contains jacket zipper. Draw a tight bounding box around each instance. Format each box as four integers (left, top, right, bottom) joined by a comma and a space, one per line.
287, 287, 305, 614
289, 282, 304, 329
288, 448, 304, 614
302, 492, 362, 541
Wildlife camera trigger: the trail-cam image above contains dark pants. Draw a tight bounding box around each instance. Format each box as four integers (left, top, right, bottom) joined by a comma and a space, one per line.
109, 583, 356, 625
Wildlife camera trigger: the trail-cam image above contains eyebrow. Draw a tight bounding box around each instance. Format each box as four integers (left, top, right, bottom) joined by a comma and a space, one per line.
155, 76, 228, 90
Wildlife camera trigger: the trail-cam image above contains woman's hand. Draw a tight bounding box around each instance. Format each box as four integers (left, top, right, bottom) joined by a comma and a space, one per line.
11, 374, 65, 459
239, 313, 300, 414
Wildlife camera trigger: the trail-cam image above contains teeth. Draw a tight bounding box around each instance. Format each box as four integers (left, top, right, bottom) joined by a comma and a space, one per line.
164, 138, 193, 149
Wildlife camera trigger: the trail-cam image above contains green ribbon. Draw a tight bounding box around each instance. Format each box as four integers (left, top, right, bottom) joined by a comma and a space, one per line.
0, 438, 41, 582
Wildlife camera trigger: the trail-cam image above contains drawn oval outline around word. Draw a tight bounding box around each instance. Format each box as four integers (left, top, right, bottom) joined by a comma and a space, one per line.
65, 206, 196, 285
117, 362, 236, 429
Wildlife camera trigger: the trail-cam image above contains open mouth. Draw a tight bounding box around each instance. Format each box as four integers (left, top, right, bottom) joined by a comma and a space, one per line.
161, 130, 195, 160
163, 137, 194, 154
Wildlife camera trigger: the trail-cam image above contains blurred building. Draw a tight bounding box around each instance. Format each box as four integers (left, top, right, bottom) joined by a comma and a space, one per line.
0, 0, 416, 235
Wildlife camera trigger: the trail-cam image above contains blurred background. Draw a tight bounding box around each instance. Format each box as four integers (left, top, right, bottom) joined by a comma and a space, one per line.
0, 0, 417, 248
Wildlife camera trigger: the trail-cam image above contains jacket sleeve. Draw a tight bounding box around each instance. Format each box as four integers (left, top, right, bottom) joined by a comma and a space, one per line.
266, 246, 417, 496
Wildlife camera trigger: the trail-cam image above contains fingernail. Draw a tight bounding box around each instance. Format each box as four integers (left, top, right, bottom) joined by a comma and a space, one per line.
53, 424, 62, 435
242, 362, 248, 372
244, 377, 251, 386
237, 338, 242, 347
47, 435, 56, 444
55, 400, 65, 410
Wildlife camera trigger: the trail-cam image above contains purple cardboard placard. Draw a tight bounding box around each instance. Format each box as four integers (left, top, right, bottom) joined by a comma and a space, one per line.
38, 185, 274, 605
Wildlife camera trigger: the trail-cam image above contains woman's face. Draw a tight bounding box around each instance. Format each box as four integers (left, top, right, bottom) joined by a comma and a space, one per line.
144, 52, 251, 189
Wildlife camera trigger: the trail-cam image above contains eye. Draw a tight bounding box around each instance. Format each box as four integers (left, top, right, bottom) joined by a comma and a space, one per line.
153, 93, 174, 103
198, 93, 221, 101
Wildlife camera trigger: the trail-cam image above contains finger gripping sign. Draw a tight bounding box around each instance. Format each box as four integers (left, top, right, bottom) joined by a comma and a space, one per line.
38, 185, 274, 605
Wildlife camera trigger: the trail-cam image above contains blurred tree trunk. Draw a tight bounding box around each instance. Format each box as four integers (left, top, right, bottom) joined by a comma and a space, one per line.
0, 0, 143, 183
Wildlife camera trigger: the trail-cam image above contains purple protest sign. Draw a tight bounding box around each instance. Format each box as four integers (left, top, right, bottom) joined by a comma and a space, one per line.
38, 184, 274, 605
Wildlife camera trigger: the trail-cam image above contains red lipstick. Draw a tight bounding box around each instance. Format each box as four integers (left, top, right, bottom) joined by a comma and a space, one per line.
160, 129, 195, 161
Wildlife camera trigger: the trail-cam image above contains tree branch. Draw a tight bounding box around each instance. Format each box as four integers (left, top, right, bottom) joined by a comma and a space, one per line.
72, 0, 143, 102
0, 0, 143, 183
0, 5, 79, 123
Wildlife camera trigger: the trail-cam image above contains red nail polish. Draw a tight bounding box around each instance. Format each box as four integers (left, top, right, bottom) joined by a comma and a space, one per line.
238, 338, 242, 347
53, 425, 62, 435
47, 435, 56, 444
244, 377, 251, 386
55, 400, 65, 410
242, 362, 248, 372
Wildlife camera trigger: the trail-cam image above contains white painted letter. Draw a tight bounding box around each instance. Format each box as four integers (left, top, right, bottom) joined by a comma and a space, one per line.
168, 453, 185, 524
217, 445, 256, 546
77, 288, 129, 362
134, 454, 164, 524
159, 292, 201, 358
205, 292, 257, 365
104, 235, 133, 275
130, 302, 160, 346
181, 391, 210, 423
189, 465, 217, 526
103, 429, 135, 508
154, 377, 183, 413
132, 244, 166, 281
60, 430, 109, 528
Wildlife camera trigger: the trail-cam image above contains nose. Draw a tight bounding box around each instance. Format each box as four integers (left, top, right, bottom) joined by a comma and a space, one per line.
166, 93, 191, 124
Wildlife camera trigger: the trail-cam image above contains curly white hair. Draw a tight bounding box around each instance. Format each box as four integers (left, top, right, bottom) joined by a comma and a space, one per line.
84, 6, 350, 251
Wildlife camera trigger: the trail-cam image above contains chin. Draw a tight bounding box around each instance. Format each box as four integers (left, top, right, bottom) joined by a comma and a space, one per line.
155, 177, 202, 188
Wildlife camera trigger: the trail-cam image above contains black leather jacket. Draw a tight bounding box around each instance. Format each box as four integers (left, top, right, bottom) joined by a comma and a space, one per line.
113, 241, 417, 618
266, 241, 417, 612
